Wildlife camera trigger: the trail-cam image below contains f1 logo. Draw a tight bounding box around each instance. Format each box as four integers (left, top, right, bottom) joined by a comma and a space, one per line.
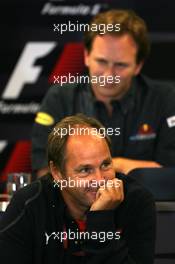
2, 42, 56, 99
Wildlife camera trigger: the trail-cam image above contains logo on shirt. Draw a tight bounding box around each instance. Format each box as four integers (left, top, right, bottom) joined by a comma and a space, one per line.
129, 124, 156, 141
35, 112, 55, 126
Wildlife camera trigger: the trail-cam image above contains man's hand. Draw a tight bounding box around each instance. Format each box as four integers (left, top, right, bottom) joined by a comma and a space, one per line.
90, 178, 124, 211
113, 157, 162, 174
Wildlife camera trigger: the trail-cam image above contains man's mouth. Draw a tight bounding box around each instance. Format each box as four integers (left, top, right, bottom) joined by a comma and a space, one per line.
86, 187, 99, 192
86, 188, 99, 198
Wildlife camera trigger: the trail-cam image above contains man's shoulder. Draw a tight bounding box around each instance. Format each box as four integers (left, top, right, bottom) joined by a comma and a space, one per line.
46, 83, 85, 98
138, 75, 175, 98
117, 173, 154, 204
0, 175, 54, 231
4, 176, 52, 216
13, 175, 52, 204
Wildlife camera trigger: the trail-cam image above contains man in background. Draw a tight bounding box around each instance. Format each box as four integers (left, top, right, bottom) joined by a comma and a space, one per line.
32, 9, 175, 177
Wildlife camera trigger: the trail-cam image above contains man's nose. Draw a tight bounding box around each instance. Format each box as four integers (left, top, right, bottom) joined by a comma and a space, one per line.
104, 64, 117, 77
94, 169, 105, 182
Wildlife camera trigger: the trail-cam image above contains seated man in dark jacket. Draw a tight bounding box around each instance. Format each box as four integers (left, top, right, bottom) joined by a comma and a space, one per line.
0, 114, 156, 264
32, 9, 175, 178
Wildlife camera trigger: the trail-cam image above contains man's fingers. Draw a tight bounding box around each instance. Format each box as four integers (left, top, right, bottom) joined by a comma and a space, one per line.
91, 178, 124, 211
96, 178, 124, 200
106, 178, 124, 202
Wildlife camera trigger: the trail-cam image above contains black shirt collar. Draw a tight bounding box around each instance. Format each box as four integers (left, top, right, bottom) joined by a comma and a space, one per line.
87, 77, 137, 115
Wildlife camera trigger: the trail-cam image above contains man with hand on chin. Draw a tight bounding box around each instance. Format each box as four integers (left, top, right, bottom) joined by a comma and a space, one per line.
0, 114, 156, 264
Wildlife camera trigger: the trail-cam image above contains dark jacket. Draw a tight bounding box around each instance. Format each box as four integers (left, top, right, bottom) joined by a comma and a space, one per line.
32, 75, 175, 171
0, 174, 156, 264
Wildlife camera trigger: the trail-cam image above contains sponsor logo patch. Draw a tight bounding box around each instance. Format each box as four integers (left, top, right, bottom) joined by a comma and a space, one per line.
35, 112, 54, 126
129, 124, 156, 141
167, 116, 175, 128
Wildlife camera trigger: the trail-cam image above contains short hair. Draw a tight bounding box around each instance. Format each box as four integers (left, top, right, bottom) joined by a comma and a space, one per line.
83, 9, 150, 64
47, 114, 111, 174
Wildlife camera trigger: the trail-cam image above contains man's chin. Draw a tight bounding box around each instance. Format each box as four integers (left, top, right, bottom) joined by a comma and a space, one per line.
96, 85, 123, 98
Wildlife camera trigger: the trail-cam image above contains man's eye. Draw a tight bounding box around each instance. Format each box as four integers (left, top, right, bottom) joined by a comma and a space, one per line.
80, 168, 92, 174
96, 59, 107, 65
115, 63, 128, 68
101, 162, 111, 170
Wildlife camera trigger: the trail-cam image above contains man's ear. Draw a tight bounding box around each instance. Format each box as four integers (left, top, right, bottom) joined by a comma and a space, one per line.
49, 161, 63, 182
134, 61, 144, 76
84, 49, 90, 67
